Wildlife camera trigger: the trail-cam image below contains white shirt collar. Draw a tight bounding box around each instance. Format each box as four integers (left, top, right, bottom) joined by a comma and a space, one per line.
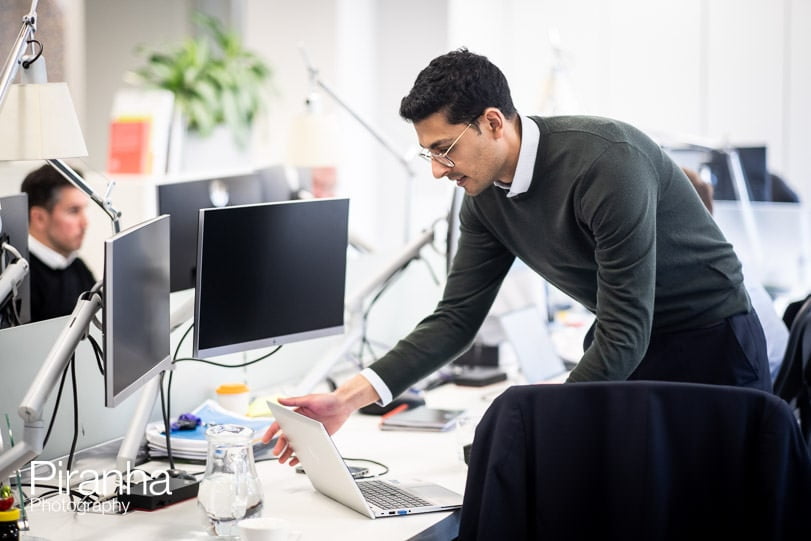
494, 115, 540, 197
28, 234, 78, 270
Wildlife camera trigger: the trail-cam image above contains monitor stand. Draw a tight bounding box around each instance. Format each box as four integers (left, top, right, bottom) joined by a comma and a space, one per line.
116, 294, 194, 471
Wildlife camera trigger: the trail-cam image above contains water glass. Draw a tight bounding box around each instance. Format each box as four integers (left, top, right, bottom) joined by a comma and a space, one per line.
197, 424, 263, 536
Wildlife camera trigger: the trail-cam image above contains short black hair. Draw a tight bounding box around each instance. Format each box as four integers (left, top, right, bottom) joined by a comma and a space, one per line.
399, 48, 517, 125
20, 164, 83, 212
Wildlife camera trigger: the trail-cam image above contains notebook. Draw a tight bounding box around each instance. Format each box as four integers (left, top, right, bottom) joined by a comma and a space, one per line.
267, 400, 463, 518
499, 306, 569, 383
379, 406, 465, 432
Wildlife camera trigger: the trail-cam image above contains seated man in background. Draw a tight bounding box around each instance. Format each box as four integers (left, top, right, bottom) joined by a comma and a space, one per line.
21, 164, 95, 322
683, 167, 789, 381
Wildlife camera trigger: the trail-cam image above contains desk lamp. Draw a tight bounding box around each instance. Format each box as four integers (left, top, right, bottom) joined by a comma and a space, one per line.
0, 0, 121, 234
287, 45, 418, 244
0, 0, 121, 484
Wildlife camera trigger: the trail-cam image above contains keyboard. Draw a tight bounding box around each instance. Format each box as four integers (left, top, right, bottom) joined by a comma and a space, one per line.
358, 480, 431, 509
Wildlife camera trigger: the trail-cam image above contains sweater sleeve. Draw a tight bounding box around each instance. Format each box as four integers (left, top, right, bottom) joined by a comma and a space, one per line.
367, 195, 515, 397
567, 143, 659, 381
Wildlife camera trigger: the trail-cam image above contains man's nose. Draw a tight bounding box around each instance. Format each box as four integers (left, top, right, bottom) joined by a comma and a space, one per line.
431, 160, 452, 180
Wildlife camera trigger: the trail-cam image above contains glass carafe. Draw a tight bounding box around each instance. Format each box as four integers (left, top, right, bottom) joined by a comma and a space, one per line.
197, 424, 263, 536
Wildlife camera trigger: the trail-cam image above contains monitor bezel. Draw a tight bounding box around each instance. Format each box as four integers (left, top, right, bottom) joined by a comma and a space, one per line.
156, 167, 294, 293
192, 198, 348, 358
103, 214, 172, 407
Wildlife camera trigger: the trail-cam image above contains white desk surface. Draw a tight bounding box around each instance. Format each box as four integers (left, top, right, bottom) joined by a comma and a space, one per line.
20, 382, 513, 541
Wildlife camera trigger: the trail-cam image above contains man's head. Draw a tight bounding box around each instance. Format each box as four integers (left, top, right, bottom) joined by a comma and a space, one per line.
400, 48, 520, 196
400, 48, 517, 125
21, 164, 89, 257
682, 167, 714, 215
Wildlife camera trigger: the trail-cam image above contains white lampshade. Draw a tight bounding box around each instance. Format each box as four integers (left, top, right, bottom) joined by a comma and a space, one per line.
287, 110, 340, 168
0, 82, 88, 160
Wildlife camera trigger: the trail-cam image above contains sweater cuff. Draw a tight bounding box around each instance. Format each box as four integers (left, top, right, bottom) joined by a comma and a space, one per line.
359, 367, 393, 406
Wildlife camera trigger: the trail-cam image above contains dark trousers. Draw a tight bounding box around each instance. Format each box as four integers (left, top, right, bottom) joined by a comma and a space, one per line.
584, 311, 772, 392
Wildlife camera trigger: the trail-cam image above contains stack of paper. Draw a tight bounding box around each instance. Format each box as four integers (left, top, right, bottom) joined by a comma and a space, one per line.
145, 399, 273, 461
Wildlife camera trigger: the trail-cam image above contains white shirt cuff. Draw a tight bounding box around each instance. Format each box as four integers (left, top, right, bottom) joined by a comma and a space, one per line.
360, 367, 393, 406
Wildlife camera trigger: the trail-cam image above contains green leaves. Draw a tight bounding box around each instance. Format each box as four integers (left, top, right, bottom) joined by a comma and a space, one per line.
129, 12, 274, 149
0, 483, 13, 510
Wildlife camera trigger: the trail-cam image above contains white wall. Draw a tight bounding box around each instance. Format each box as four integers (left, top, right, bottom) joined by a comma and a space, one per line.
18, 0, 803, 265
448, 0, 811, 200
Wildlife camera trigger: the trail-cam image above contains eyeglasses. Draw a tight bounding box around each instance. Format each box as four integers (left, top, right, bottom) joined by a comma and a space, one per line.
419, 122, 474, 168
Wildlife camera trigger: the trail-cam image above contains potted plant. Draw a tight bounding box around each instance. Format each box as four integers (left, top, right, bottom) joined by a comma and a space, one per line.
127, 12, 274, 159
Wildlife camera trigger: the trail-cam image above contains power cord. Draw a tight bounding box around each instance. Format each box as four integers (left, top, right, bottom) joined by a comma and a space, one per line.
342, 457, 390, 479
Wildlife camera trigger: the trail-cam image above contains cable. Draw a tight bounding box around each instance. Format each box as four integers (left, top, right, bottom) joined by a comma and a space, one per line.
20, 39, 43, 68
65, 355, 80, 473
158, 371, 175, 471
86, 333, 105, 375
172, 345, 282, 368
42, 356, 72, 447
342, 457, 390, 479
173, 322, 194, 361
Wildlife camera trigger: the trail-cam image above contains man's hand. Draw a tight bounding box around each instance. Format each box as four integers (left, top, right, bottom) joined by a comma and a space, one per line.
261, 374, 381, 466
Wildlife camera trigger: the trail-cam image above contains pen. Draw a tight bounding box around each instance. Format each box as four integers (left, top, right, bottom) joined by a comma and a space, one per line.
379, 403, 409, 425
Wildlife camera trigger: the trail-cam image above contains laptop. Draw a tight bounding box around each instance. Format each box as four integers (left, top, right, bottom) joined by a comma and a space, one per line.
499, 305, 570, 383
267, 400, 463, 518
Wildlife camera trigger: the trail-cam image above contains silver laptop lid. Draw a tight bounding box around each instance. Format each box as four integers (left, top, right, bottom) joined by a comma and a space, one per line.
268, 400, 375, 518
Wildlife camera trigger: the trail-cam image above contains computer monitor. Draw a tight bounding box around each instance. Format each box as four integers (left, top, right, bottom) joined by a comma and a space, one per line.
193, 198, 349, 358
103, 214, 172, 407
156, 167, 294, 292
0, 193, 31, 326
664, 145, 772, 201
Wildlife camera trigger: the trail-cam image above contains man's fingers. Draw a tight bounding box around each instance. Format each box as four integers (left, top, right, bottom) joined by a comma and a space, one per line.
262, 421, 281, 444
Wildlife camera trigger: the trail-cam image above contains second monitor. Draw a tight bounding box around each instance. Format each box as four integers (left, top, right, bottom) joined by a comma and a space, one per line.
157, 167, 294, 292
193, 198, 350, 358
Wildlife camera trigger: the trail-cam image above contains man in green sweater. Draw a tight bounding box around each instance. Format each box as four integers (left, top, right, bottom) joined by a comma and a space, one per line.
265, 48, 770, 461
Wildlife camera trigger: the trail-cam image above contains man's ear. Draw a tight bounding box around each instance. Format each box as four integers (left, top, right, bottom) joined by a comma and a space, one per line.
29, 206, 49, 230
481, 107, 505, 137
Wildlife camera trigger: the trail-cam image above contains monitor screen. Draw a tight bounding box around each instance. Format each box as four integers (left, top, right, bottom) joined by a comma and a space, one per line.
193, 198, 349, 358
0, 193, 31, 326
156, 167, 293, 292
103, 215, 172, 407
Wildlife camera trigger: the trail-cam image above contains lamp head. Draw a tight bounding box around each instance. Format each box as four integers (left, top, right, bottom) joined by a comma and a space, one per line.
287, 90, 339, 168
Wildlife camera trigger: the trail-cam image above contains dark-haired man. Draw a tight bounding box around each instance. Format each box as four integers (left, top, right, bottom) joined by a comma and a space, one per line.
21, 164, 95, 321
265, 48, 770, 459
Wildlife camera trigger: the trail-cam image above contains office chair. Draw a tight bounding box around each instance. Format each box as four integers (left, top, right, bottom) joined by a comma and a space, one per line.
458, 382, 811, 541
774, 295, 811, 445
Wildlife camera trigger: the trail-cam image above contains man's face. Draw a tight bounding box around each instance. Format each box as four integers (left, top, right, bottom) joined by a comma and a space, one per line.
37, 186, 89, 257
414, 111, 505, 197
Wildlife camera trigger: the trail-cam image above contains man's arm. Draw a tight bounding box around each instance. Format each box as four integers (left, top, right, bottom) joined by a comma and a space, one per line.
262, 373, 380, 466
567, 143, 658, 381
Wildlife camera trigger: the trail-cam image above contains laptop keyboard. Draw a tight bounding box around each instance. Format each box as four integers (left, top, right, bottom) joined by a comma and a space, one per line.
358, 480, 431, 509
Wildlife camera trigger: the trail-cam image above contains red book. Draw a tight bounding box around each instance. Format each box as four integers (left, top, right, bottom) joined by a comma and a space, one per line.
107, 117, 152, 174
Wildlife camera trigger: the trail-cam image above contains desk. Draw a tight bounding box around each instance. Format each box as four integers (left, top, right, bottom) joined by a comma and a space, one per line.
19, 382, 511, 540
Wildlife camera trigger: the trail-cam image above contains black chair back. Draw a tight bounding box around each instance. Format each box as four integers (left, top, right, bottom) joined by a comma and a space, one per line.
774, 295, 811, 444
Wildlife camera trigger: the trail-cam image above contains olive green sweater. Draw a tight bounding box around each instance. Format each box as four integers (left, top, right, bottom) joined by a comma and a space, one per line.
370, 116, 749, 397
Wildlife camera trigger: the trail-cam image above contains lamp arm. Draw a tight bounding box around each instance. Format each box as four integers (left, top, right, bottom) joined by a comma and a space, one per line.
345, 227, 435, 315
299, 46, 416, 179
47, 159, 121, 234
0, 0, 38, 110
292, 225, 437, 395
0, 287, 102, 482
0, 243, 29, 312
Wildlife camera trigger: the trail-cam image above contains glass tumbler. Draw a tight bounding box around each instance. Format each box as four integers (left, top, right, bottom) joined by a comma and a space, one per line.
197, 424, 263, 536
